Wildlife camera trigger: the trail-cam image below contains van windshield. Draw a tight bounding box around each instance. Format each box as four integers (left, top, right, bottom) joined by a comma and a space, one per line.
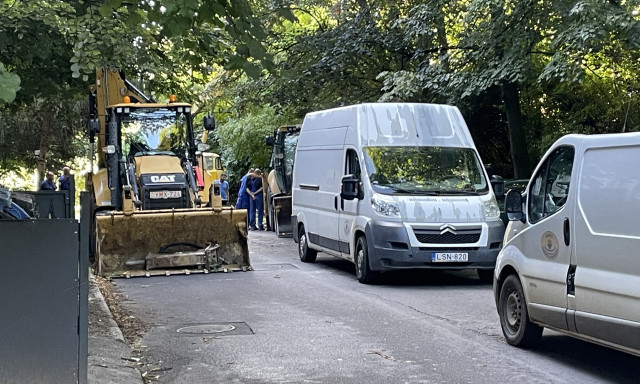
363, 146, 489, 195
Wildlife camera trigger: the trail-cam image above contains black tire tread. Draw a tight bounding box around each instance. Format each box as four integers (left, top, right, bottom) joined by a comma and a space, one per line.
298, 225, 317, 263
355, 236, 380, 285
498, 274, 543, 348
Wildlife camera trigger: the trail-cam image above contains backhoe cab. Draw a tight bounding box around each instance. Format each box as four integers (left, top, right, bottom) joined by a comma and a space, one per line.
265, 125, 301, 236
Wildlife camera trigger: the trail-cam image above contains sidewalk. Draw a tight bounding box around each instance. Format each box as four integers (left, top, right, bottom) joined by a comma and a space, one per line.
88, 276, 144, 384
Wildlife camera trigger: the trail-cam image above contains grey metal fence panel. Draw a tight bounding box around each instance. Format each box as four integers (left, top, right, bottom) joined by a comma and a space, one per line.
0, 219, 83, 384
23, 190, 72, 219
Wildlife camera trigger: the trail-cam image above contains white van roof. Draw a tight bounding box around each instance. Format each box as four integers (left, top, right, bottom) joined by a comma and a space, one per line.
546, 132, 640, 154
301, 103, 477, 148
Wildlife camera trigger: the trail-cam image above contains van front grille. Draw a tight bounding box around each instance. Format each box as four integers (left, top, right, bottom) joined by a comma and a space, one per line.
413, 227, 481, 244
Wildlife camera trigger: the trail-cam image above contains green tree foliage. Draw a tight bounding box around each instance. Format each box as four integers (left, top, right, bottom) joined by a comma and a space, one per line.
0, 0, 89, 181
213, 104, 291, 193
68, 0, 273, 93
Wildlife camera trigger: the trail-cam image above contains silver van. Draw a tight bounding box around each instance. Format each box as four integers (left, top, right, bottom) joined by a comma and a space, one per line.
494, 132, 640, 356
292, 103, 505, 284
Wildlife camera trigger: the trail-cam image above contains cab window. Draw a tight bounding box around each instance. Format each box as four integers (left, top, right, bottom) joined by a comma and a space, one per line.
345, 149, 361, 179
528, 146, 574, 223
204, 156, 214, 171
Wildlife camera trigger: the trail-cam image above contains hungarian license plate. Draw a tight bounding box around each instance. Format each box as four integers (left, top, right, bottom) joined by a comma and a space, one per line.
150, 190, 182, 199
431, 252, 469, 262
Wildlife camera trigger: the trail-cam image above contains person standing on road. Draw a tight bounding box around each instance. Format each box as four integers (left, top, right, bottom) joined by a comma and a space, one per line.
39, 171, 57, 191
235, 168, 254, 209
218, 173, 229, 205
248, 169, 264, 230
58, 166, 71, 190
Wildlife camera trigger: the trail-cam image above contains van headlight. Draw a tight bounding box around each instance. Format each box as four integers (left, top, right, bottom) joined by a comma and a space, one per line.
484, 195, 500, 218
371, 194, 400, 217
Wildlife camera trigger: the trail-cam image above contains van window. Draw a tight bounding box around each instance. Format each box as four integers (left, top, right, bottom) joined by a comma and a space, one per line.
528, 146, 574, 223
345, 149, 361, 179
362, 146, 488, 195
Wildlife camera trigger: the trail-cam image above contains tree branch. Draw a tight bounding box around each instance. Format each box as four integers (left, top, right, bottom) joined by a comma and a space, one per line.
289, 7, 326, 33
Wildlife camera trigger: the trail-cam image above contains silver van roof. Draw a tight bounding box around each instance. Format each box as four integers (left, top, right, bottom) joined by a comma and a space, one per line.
302, 103, 477, 148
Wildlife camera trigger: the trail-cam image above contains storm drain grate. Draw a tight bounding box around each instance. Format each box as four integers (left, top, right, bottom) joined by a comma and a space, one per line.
176, 322, 254, 336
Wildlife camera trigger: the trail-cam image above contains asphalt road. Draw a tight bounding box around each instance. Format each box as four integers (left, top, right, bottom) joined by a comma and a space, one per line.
112, 230, 640, 383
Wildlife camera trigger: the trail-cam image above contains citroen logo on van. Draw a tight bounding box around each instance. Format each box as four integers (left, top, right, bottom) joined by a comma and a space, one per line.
439, 224, 457, 235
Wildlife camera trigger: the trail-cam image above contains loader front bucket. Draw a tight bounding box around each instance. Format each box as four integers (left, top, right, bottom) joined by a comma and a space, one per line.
94, 207, 250, 277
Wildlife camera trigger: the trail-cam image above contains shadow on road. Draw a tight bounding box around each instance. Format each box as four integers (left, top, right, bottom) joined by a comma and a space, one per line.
314, 256, 491, 287
527, 333, 640, 383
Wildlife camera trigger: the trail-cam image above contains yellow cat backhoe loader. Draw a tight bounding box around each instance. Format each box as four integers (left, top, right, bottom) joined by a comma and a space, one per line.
85, 69, 250, 277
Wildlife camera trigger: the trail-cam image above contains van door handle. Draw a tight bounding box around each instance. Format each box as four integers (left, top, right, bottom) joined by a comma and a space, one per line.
300, 184, 320, 191
563, 217, 570, 246
334, 196, 338, 210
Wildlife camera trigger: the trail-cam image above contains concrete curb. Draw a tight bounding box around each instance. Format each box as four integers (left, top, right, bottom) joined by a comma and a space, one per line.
90, 277, 127, 342
88, 275, 144, 384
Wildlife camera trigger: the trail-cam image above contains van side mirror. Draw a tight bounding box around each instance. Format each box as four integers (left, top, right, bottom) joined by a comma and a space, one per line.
505, 189, 525, 222
491, 175, 505, 200
340, 175, 361, 200
266, 136, 275, 146
204, 115, 215, 131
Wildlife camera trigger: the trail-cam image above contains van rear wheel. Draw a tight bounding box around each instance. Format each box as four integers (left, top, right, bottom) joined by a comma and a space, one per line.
298, 225, 317, 263
498, 274, 542, 347
354, 236, 380, 285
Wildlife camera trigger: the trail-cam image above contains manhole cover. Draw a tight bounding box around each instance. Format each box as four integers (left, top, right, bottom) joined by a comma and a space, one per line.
177, 324, 236, 334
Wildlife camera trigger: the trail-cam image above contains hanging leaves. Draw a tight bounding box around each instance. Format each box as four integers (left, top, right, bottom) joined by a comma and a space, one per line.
0, 63, 21, 103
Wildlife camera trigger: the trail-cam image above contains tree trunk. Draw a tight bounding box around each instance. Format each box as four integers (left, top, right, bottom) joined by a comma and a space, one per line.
36, 111, 51, 189
436, 0, 450, 72
501, 81, 530, 178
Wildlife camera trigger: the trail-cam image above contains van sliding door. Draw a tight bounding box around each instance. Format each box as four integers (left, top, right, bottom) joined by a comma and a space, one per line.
572, 146, 640, 349
294, 147, 343, 254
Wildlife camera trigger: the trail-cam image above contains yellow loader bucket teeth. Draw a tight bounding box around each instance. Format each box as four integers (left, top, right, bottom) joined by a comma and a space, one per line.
95, 208, 251, 277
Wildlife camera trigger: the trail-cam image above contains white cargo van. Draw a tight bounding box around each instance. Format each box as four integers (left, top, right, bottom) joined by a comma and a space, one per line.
495, 132, 640, 356
292, 103, 505, 284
